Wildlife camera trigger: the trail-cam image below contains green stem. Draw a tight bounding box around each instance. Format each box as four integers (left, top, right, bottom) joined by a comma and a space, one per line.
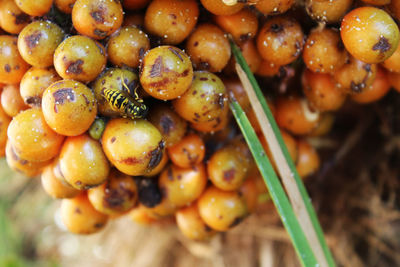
230, 40, 335, 267
230, 101, 318, 266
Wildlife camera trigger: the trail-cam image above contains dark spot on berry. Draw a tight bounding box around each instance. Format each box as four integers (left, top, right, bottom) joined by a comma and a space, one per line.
168, 47, 183, 62
110, 136, 116, 143
91, 7, 105, 23
103, 182, 134, 209
53, 88, 75, 113
149, 56, 163, 78
118, 156, 144, 165
181, 69, 189, 77
363, 64, 371, 72
269, 23, 283, 33
65, 59, 84, 75
75, 208, 81, 214
138, 178, 162, 208
182, 148, 198, 164
4, 64, 11, 73
160, 115, 174, 135
82, 94, 90, 105
193, 41, 199, 47
148, 141, 165, 169
25, 96, 41, 107
372, 36, 391, 54
24, 31, 42, 49
199, 77, 208, 81
223, 168, 235, 182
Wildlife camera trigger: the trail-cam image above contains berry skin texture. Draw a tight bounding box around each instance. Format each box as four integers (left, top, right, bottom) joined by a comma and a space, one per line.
197, 186, 248, 231
200, 0, 243, 16
101, 118, 164, 176
302, 69, 347, 112
275, 96, 321, 135
144, 0, 199, 45
42, 80, 97, 136
59, 134, 110, 190
72, 0, 123, 40
19, 67, 61, 108
256, 16, 304, 66
7, 108, 65, 162
0, 0, 30, 34
214, 9, 259, 43
0, 84, 28, 117
333, 57, 377, 94
61, 193, 108, 235
158, 163, 207, 207
147, 103, 187, 148
167, 133, 205, 168
303, 28, 348, 74
41, 163, 80, 199
53, 35, 107, 83
176, 202, 216, 241
341, 7, 400, 64
5, 141, 51, 178
88, 169, 138, 216
186, 24, 231, 73
140, 46, 193, 100
107, 26, 150, 68
207, 146, 250, 191
351, 66, 390, 104
18, 21, 65, 68
296, 139, 320, 178
0, 35, 30, 85
15, 0, 53, 16
173, 71, 228, 124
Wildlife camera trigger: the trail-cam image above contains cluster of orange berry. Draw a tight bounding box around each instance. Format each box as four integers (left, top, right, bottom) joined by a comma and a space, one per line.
0, 0, 399, 240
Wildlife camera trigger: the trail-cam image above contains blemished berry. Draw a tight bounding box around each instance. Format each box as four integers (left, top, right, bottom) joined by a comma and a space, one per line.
341, 7, 400, 64
140, 46, 193, 100
256, 16, 304, 66
72, 0, 123, 39
18, 21, 64, 68
144, 0, 199, 45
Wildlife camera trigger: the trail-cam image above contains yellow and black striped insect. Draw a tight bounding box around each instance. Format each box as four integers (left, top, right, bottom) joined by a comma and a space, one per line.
102, 76, 148, 119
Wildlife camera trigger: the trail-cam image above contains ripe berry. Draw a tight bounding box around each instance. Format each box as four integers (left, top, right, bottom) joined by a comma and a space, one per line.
341, 7, 400, 63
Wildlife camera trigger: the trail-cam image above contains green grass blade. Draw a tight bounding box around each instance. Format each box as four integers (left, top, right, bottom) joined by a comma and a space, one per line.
230, 40, 335, 267
230, 100, 318, 267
